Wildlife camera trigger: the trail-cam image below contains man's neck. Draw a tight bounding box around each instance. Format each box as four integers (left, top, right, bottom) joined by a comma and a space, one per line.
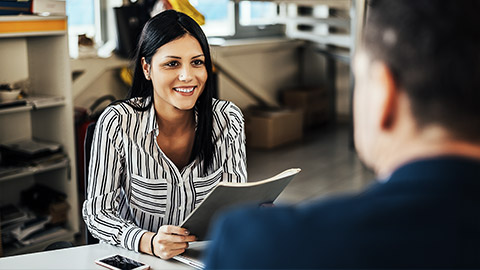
375, 126, 480, 179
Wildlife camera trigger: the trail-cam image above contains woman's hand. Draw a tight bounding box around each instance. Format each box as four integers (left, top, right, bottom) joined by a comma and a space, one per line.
260, 202, 275, 207
152, 225, 196, 259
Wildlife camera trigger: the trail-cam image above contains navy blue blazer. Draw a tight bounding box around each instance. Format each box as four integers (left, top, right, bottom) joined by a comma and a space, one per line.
204, 156, 480, 269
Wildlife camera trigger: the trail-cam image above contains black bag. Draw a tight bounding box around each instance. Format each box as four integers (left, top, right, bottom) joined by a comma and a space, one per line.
114, 4, 150, 58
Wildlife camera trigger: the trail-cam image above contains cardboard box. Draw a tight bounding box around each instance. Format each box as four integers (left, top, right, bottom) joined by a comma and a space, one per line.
245, 107, 303, 149
282, 88, 329, 128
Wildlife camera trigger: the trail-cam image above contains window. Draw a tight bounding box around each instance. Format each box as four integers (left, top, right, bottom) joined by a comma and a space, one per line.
191, 0, 235, 37
192, 0, 283, 38
66, 0, 95, 58
66, 0, 284, 58
66, 0, 122, 58
239, 1, 278, 26
66, 0, 95, 37
235, 1, 284, 39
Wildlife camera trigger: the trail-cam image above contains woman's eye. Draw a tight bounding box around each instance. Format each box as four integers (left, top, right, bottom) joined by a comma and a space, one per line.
192, 59, 204, 66
165, 61, 179, 67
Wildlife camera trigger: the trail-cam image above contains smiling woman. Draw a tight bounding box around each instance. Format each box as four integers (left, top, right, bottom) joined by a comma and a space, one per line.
142, 34, 208, 114
82, 10, 247, 260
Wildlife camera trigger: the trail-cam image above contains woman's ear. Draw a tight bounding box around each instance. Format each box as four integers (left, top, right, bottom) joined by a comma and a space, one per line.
141, 57, 151, 80
371, 62, 398, 131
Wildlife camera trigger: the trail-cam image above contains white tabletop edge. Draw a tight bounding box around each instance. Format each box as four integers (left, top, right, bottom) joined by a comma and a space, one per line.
0, 243, 193, 270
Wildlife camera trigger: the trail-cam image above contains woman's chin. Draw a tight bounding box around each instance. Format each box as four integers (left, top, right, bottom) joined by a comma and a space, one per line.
174, 102, 196, 111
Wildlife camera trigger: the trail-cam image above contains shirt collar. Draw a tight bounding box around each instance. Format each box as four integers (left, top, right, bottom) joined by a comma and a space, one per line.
146, 99, 158, 136
145, 99, 199, 137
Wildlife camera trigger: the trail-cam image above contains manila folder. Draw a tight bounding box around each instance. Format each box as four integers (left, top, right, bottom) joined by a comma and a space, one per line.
180, 168, 301, 240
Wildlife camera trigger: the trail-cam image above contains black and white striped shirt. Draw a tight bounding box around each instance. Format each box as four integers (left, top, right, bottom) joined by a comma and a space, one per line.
82, 98, 247, 252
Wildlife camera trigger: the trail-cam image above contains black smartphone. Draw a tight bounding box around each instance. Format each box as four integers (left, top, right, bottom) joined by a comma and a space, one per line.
95, 254, 150, 270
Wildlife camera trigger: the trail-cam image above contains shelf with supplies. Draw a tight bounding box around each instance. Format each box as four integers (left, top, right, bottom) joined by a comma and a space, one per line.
0, 182, 74, 257
0, 15, 79, 257
0, 156, 69, 183
3, 229, 75, 257
0, 95, 66, 115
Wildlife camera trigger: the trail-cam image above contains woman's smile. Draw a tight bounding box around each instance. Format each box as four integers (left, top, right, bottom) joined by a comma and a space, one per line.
142, 34, 207, 112
173, 86, 197, 96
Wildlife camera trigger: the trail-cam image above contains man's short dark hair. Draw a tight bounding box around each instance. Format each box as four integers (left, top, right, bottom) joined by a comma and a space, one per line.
363, 0, 480, 142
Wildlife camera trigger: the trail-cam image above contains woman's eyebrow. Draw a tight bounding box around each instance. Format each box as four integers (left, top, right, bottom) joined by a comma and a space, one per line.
163, 54, 204, 60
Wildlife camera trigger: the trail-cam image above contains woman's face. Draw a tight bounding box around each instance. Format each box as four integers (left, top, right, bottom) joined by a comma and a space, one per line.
142, 34, 207, 112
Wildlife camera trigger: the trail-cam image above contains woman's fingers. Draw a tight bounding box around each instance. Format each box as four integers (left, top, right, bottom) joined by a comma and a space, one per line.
158, 241, 189, 251
157, 225, 196, 242
260, 203, 275, 207
158, 233, 195, 243
159, 225, 190, 236
157, 232, 196, 243
157, 246, 187, 259
155, 240, 190, 259
153, 225, 196, 259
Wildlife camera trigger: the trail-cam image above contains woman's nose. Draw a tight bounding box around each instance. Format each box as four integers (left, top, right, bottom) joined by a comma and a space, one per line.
178, 67, 193, 82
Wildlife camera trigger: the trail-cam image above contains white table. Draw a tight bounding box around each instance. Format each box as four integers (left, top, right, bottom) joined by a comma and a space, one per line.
0, 243, 192, 269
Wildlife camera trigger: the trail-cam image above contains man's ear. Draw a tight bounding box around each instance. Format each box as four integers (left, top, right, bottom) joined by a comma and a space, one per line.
372, 62, 398, 130
141, 57, 150, 80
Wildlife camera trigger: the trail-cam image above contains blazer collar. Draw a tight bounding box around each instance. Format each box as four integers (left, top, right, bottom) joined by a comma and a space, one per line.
386, 155, 480, 183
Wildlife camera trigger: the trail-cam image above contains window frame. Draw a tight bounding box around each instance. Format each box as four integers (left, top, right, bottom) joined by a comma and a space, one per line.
67, 0, 287, 58
229, 1, 285, 39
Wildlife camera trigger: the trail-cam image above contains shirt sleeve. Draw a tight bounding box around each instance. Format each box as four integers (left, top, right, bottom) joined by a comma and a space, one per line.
82, 107, 147, 252
222, 103, 247, 183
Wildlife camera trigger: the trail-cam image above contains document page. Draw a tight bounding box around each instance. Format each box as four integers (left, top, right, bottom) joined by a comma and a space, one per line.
181, 168, 301, 240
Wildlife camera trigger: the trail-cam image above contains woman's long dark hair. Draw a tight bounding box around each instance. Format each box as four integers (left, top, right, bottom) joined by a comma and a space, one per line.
127, 10, 214, 175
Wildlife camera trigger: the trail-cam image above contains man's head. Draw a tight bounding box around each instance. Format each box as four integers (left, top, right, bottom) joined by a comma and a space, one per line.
354, 0, 480, 174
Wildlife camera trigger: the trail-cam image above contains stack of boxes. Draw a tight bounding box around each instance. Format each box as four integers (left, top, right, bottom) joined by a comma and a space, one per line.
244, 86, 329, 150
245, 107, 304, 149
282, 87, 329, 129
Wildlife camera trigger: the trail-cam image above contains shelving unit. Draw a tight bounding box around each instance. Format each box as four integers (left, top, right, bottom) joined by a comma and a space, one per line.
0, 158, 69, 183
3, 230, 76, 257
239, 0, 366, 147
245, 0, 357, 48
0, 15, 79, 256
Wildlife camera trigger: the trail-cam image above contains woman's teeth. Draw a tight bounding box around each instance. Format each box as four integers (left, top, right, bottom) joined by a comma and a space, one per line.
174, 87, 195, 93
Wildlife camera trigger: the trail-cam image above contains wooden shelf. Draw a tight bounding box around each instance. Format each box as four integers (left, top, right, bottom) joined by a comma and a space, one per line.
0, 104, 33, 115
0, 96, 65, 115
0, 158, 69, 183
2, 229, 75, 257
0, 15, 66, 38
25, 96, 66, 110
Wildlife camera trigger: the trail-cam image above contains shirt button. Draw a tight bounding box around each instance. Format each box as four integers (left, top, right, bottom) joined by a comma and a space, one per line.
178, 206, 183, 211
